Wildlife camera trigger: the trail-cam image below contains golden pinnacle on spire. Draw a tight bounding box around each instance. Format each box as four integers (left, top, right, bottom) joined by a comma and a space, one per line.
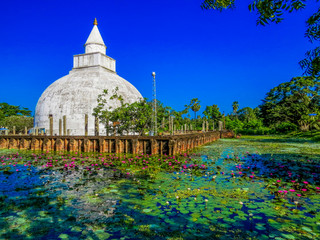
93, 18, 98, 26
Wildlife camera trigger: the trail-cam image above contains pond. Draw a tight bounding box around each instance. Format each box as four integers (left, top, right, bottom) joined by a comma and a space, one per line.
1, 136, 320, 239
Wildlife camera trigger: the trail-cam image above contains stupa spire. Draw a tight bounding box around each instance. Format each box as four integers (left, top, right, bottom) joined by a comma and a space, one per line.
84, 18, 106, 54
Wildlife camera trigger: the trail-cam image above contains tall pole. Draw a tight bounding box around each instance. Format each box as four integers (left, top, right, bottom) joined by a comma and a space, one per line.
152, 72, 157, 136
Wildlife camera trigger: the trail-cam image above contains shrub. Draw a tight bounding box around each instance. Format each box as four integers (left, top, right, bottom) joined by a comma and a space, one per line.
237, 126, 275, 135
275, 122, 298, 134
225, 118, 243, 131
243, 120, 263, 130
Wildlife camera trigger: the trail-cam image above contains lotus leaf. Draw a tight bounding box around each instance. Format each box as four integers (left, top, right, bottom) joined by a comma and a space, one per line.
142, 209, 152, 213
301, 226, 312, 232
58, 234, 69, 239
281, 234, 296, 239
94, 229, 111, 240
255, 224, 267, 231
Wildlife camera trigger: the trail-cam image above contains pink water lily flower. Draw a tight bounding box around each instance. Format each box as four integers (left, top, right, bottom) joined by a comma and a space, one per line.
303, 181, 309, 184
289, 189, 295, 192
302, 189, 307, 191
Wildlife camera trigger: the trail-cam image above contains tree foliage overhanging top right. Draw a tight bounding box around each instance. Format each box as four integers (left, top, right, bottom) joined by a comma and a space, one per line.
201, 0, 320, 77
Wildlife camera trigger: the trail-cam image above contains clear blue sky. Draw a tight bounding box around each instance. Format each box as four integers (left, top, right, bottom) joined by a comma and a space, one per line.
0, 0, 317, 116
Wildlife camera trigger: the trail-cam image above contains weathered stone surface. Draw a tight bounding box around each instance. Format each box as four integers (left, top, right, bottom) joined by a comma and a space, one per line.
0, 131, 234, 155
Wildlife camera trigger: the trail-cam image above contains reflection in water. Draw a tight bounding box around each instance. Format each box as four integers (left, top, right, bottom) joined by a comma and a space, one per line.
1, 137, 320, 239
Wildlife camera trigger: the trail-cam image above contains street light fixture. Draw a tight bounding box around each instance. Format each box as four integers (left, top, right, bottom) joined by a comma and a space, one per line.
152, 72, 157, 136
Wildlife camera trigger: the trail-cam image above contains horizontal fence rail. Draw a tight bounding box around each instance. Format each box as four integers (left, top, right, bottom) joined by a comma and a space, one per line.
0, 131, 234, 155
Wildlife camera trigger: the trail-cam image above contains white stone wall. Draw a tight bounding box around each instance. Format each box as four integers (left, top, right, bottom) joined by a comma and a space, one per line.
85, 43, 106, 54
73, 53, 116, 72
34, 66, 142, 136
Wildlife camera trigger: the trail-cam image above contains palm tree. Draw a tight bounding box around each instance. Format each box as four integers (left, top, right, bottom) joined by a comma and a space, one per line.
232, 101, 239, 115
299, 114, 320, 131
189, 98, 201, 119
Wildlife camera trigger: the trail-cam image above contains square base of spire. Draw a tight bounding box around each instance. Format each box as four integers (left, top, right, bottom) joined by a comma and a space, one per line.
73, 52, 116, 72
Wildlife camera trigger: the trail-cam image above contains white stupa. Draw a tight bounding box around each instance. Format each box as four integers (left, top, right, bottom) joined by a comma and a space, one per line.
35, 19, 143, 135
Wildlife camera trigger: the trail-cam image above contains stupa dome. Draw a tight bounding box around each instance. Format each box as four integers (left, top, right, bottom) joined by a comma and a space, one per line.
34, 19, 143, 136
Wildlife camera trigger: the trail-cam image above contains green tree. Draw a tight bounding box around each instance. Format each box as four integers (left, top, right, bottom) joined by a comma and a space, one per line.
93, 88, 152, 136
0, 103, 32, 121
259, 76, 320, 129
188, 98, 201, 119
237, 107, 258, 123
243, 119, 263, 130
0, 111, 4, 121
93, 89, 114, 136
298, 115, 320, 131
203, 104, 222, 121
155, 101, 172, 132
232, 101, 239, 115
111, 100, 152, 135
225, 116, 244, 131
0, 116, 33, 133
201, 0, 320, 77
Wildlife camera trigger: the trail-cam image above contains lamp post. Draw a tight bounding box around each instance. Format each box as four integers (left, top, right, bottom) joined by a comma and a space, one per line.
152, 72, 157, 136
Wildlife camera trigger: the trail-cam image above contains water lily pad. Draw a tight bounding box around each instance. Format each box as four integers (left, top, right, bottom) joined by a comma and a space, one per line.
180, 209, 189, 214
149, 224, 160, 230
301, 226, 312, 232
281, 234, 295, 239
59, 234, 69, 239
71, 226, 82, 232
142, 209, 152, 213
255, 225, 267, 231
94, 229, 111, 240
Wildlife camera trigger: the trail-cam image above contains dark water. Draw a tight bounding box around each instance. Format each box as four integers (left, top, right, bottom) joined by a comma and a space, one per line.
1, 137, 320, 239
